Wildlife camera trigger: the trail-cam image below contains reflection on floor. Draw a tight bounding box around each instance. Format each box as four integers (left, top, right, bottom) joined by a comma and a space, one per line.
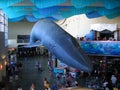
5, 56, 94, 90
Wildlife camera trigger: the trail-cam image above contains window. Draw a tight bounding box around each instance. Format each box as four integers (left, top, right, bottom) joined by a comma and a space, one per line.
17, 35, 30, 43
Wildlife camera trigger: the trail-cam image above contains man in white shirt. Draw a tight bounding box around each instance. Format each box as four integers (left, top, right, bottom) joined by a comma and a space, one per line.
111, 75, 117, 87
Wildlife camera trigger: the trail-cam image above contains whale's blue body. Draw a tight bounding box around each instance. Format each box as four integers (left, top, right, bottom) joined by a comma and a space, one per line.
28, 19, 93, 72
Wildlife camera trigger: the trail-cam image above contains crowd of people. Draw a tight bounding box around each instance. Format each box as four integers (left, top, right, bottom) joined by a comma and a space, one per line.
78, 36, 116, 41
7, 52, 120, 90
6, 61, 22, 82
4, 34, 120, 90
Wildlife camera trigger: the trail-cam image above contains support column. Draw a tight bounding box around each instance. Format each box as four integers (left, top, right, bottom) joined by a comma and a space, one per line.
0, 70, 2, 82
2, 62, 6, 77
105, 56, 108, 77
0, 10, 8, 83
0, 62, 3, 82
55, 58, 57, 67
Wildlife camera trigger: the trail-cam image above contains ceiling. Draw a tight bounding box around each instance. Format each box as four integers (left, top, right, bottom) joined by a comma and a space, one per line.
0, 0, 120, 22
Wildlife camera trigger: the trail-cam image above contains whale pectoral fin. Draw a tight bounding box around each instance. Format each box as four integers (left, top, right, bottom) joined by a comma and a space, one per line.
22, 41, 43, 48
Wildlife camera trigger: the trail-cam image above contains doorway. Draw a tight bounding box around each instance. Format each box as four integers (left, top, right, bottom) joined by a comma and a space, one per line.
100, 30, 114, 40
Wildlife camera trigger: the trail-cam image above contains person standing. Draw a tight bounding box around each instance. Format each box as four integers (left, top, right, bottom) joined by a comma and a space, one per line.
111, 75, 117, 87
30, 83, 35, 90
38, 61, 41, 71
45, 81, 50, 90
17, 85, 23, 90
44, 78, 48, 89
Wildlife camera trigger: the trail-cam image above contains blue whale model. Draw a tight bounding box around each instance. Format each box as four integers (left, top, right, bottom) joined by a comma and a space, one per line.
28, 19, 93, 72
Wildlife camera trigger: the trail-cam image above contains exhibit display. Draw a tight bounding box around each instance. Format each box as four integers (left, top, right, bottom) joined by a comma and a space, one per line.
80, 41, 120, 56
25, 19, 93, 72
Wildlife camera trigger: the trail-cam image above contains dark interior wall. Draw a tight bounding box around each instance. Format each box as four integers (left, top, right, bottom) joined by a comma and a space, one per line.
0, 32, 8, 61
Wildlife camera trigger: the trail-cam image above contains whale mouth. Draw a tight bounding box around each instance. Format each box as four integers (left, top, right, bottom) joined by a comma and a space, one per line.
71, 57, 93, 73
68, 38, 93, 72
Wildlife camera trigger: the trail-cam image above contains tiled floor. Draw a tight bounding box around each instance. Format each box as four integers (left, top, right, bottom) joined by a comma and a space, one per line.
5, 56, 53, 90
18, 56, 50, 90
2, 56, 95, 90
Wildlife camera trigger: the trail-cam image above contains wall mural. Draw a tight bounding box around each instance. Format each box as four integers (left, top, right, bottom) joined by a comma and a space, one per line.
79, 41, 120, 56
